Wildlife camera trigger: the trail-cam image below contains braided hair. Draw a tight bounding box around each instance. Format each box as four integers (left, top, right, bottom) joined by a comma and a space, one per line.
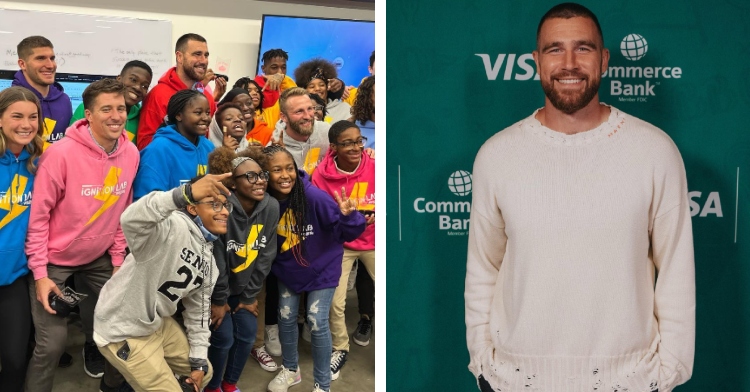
351, 75, 375, 125
166, 89, 206, 125
262, 144, 310, 266
262, 49, 289, 64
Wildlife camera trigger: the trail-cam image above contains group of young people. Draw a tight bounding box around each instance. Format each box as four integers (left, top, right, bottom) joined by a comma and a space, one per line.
0, 32, 375, 392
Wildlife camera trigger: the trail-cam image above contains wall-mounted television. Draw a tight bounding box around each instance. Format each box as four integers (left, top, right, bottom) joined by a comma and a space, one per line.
0, 70, 112, 112
256, 15, 375, 87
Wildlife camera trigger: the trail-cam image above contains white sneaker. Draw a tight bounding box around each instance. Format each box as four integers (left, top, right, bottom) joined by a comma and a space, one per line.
301, 322, 311, 343
268, 366, 301, 392
266, 324, 282, 356
312, 383, 327, 392
251, 345, 278, 372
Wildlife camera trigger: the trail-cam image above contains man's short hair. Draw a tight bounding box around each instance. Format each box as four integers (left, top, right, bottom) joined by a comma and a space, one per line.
369, 51, 375, 68
82, 78, 126, 110
17, 36, 53, 60
279, 87, 309, 115
120, 60, 153, 78
175, 33, 207, 53
537, 3, 603, 47
262, 49, 289, 64
328, 120, 360, 144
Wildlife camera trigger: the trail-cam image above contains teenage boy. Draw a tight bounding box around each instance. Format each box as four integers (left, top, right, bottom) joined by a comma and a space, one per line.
312, 120, 375, 381
94, 173, 233, 391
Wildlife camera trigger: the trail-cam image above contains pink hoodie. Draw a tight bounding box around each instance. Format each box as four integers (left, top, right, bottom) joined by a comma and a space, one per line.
312, 149, 375, 251
26, 119, 140, 280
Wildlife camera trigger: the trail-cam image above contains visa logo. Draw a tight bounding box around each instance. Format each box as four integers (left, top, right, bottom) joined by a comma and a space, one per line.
475, 53, 539, 81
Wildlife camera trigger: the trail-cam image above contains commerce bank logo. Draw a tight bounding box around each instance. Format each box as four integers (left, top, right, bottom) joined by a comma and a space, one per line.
475, 34, 682, 103
413, 171, 472, 235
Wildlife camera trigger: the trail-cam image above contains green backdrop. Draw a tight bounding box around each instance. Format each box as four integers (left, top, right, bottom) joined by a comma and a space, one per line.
386, 1, 749, 390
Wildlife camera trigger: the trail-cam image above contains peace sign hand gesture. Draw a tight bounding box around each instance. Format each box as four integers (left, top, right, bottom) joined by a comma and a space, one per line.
334, 187, 358, 216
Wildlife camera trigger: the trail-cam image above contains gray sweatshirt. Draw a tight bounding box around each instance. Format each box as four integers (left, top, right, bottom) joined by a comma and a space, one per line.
272, 119, 330, 174
326, 99, 351, 123
93, 188, 219, 365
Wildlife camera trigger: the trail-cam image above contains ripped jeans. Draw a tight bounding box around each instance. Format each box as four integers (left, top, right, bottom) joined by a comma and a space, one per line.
277, 280, 335, 391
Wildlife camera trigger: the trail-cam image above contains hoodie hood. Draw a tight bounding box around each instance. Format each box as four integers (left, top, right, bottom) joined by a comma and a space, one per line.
314, 148, 373, 182
158, 67, 191, 91
152, 124, 210, 152
65, 119, 134, 159
12, 70, 66, 101
208, 117, 249, 152
12, 70, 73, 148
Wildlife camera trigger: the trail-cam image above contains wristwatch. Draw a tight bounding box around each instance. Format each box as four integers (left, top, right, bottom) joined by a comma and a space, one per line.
192, 364, 209, 375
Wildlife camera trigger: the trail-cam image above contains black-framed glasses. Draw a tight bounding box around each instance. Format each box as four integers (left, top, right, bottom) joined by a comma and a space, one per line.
234, 170, 270, 184
333, 137, 367, 149
314, 105, 324, 112
196, 200, 233, 213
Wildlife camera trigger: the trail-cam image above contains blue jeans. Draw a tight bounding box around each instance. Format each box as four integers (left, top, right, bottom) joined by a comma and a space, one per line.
278, 280, 335, 391
207, 295, 258, 388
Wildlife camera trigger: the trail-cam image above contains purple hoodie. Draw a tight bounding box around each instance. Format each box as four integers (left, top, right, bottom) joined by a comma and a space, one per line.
272, 171, 366, 293
12, 70, 72, 150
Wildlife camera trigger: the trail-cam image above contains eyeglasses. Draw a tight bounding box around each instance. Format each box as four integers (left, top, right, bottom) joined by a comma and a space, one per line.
195, 200, 233, 213
314, 105, 324, 112
333, 137, 367, 149
234, 170, 270, 184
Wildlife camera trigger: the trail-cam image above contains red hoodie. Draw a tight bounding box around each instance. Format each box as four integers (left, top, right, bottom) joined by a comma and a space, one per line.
137, 67, 217, 150
254, 74, 297, 109
312, 149, 375, 251
26, 119, 140, 279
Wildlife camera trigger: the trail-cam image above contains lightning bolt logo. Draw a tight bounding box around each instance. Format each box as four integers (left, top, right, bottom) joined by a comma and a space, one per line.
197, 165, 207, 176
232, 224, 264, 273
86, 166, 122, 226
349, 182, 373, 211
278, 209, 300, 253
125, 129, 135, 142
303, 148, 320, 175
0, 174, 29, 230
42, 117, 57, 151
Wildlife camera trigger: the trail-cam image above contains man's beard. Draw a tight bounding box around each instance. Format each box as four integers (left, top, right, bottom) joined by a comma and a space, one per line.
541, 72, 600, 115
183, 63, 205, 83
288, 118, 314, 137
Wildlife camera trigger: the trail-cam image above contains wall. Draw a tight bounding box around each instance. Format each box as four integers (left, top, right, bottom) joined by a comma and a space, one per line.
0, 0, 374, 87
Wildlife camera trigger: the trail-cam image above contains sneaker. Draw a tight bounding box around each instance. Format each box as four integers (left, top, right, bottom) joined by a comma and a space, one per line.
58, 351, 73, 368
312, 383, 327, 392
221, 380, 241, 392
251, 345, 278, 372
301, 322, 311, 343
268, 366, 301, 392
347, 261, 358, 291
99, 379, 135, 392
83, 341, 105, 378
330, 350, 348, 381
352, 316, 372, 346
266, 324, 282, 356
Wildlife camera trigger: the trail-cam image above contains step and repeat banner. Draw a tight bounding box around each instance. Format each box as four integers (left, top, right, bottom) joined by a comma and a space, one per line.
387, 1, 749, 390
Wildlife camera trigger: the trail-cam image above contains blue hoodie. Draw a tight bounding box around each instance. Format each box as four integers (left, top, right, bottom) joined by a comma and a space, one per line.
12, 71, 72, 149
272, 170, 366, 293
133, 124, 215, 200
0, 149, 35, 286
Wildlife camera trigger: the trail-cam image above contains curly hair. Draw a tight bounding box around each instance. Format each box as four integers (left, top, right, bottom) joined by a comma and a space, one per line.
293, 58, 338, 89
262, 144, 310, 266
208, 147, 237, 188
351, 75, 374, 125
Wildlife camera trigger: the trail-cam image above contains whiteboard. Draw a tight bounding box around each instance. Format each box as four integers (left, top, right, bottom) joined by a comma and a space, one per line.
0, 8, 172, 84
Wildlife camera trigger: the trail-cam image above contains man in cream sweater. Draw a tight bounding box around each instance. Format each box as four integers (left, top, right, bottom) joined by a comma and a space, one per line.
465, 3, 695, 392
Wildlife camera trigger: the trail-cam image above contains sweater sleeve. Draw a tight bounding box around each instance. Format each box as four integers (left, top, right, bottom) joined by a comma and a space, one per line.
136, 96, 164, 150
465, 143, 506, 380
210, 235, 230, 306
649, 147, 696, 390
240, 220, 278, 305
120, 187, 189, 257
312, 187, 366, 244
25, 152, 65, 280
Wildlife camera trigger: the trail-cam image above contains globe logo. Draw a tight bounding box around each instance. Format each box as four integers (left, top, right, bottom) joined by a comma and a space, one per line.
620, 34, 648, 61
448, 170, 472, 196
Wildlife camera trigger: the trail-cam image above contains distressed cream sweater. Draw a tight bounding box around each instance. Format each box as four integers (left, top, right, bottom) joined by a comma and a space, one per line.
465, 106, 695, 392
